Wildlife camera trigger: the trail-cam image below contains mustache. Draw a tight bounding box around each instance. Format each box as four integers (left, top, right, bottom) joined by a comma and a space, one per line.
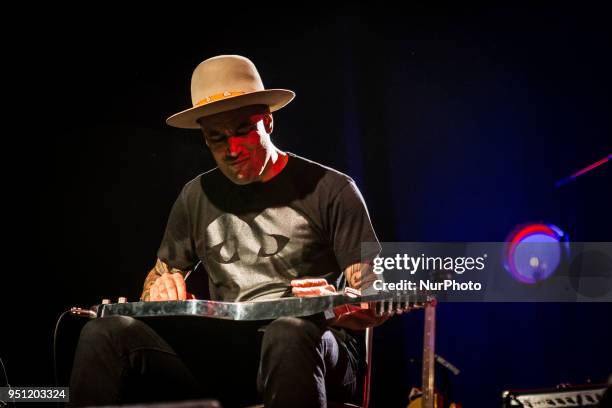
224, 154, 249, 163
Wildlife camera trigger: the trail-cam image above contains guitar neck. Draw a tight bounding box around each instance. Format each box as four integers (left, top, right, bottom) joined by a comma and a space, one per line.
421, 300, 437, 408
91, 291, 426, 321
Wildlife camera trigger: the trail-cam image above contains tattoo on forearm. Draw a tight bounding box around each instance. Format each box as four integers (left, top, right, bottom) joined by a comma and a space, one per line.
154, 258, 187, 276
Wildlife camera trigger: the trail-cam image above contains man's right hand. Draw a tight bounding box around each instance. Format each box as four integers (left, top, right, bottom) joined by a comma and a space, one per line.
149, 272, 188, 301
142, 259, 193, 301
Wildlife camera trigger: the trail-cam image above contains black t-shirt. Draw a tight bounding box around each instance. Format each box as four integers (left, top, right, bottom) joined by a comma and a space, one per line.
157, 152, 380, 301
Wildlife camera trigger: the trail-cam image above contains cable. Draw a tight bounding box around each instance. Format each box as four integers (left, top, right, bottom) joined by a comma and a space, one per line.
0, 356, 13, 407
53, 307, 96, 408
0, 356, 8, 387
53, 310, 72, 388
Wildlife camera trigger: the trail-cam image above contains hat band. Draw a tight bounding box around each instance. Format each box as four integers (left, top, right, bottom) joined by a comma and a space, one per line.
195, 91, 246, 107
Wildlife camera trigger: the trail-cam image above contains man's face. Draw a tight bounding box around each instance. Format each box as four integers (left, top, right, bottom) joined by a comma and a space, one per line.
198, 105, 274, 185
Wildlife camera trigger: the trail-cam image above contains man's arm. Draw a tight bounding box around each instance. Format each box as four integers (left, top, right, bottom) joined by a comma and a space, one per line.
140, 258, 189, 301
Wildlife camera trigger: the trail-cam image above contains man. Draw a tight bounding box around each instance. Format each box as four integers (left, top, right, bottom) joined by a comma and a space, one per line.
69, 55, 384, 408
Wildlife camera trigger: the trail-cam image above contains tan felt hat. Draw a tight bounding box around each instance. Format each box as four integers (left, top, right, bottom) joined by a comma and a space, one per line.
166, 55, 295, 129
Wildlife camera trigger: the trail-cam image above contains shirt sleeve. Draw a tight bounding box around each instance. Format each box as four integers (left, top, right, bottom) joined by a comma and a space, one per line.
156, 186, 199, 271
327, 180, 381, 271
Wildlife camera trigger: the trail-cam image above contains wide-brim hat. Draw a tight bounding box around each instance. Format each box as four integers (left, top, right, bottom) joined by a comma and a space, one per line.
166, 55, 295, 129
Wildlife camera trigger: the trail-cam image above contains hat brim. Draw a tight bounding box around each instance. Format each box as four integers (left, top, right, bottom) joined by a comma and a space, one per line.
166, 89, 295, 129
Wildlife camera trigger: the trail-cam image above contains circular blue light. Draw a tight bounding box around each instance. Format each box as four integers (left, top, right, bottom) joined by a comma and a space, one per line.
504, 223, 568, 284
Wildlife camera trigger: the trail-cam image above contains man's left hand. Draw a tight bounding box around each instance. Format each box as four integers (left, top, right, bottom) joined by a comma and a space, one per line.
331, 308, 391, 331
290, 278, 392, 330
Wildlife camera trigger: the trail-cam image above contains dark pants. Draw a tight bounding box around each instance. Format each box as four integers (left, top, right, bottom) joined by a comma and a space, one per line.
68, 315, 362, 408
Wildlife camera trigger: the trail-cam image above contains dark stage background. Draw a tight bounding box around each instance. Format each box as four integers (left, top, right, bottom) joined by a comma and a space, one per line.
4, 5, 611, 407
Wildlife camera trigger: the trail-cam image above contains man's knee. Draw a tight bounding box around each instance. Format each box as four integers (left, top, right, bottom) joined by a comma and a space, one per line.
80, 316, 134, 338
261, 317, 321, 351
78, 316, 157, 350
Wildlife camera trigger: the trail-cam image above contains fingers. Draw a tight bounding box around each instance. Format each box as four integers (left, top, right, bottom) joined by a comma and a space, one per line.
148, 272, 188, 301
162, 273, 178, 300
153, 281, 169, 300
291, 278, 336, 297
150, 284, 159, 301
292, 284, 336, 297
158, 279, 169, 300
332, 308, 393, 330
172, 273, 187, 300
291, 278, 330, 288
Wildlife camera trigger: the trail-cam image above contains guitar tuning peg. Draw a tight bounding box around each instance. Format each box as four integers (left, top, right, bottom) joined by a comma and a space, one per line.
118, 297, 127, 304
102, 299, 111, 304
375, 301, 383, 316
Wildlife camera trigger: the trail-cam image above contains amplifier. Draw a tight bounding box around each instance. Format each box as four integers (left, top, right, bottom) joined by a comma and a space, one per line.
502, 383, 608, 407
